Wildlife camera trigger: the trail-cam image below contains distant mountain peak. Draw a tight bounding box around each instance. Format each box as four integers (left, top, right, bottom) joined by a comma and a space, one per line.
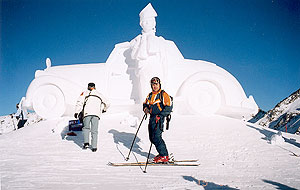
250, 88, 300, 134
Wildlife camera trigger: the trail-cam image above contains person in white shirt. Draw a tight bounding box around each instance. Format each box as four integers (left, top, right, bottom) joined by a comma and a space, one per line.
74, 83, 110, 152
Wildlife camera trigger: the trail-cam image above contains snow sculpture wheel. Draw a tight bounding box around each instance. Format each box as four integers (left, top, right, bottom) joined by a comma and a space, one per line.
32, 84, 66, 119
178, 74, 222, 115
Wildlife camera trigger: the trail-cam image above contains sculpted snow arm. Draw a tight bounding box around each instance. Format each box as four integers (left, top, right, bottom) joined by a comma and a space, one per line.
130, 35, 141, 60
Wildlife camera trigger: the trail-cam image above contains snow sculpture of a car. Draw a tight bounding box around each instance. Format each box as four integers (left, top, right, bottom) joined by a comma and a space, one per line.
23, 3, 258, 120
23, 40, 258, 120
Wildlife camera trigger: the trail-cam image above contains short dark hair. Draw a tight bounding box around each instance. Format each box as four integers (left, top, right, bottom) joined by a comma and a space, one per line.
88, 83, 95, 88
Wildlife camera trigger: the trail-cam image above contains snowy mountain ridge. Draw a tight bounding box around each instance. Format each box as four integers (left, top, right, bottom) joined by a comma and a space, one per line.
255, 88, 300, 134
0, 113, 43, 135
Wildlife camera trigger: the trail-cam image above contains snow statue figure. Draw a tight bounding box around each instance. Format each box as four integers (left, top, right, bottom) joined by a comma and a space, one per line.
119, 3, 184, 103
130, 4, 168, 103
23, 3, 258, 120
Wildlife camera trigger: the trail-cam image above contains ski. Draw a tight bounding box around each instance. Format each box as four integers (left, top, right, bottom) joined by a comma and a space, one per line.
110, 159, 198, 165
108, 160, 200, 167
108, 162, 199, 166
133, 159, 198, 164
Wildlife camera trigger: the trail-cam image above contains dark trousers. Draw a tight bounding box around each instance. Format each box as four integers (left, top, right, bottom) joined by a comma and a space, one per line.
148, 116, 168, 156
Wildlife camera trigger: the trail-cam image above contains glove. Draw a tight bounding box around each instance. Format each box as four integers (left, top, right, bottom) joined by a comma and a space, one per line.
74, 113, 78, 119
144, 107, 150, 114
155, 115, 160, 123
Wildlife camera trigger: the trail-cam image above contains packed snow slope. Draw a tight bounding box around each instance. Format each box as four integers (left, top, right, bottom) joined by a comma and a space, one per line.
1, 114, 300, 190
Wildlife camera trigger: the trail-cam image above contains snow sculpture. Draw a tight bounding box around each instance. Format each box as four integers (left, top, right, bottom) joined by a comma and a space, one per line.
130, 4, 169, 102
23, 3, 258, 120
127, 3, 183, 103
45, 58, 51, 70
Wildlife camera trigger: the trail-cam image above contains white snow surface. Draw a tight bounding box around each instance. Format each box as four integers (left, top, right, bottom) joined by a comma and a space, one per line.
1, 114, 300, 190
287, 98, 300, 113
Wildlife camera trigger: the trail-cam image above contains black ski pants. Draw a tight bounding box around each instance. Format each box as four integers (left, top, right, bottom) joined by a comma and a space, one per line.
148, 115, 168, 156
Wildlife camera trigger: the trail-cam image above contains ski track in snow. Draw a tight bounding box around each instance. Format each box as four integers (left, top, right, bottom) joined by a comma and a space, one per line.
1, 114, 300, 190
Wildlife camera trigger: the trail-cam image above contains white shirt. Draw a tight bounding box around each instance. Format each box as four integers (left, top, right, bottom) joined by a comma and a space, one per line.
75, 89, 110, 118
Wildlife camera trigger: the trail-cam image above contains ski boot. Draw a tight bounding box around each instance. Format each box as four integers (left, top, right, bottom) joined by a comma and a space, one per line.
82, 143, 89, 150
153, 156, 169, 163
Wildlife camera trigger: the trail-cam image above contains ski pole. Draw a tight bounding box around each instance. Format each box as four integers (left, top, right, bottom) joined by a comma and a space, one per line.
144, 119, 159, 173
143, 143, 153, 173
125, 113, 147, 161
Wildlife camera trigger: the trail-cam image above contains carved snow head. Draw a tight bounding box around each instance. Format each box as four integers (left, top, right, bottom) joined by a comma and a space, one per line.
139, 3, 157, 33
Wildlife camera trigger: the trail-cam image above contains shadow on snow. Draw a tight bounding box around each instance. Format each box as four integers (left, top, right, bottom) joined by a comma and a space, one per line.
182, 176, 297, 189
182, 176, 239, 190
61, 126, 84, 148
108, 129, 155, 159
262, 179, 297, 190
59, 126, 157, 159
246, 124, 300, 149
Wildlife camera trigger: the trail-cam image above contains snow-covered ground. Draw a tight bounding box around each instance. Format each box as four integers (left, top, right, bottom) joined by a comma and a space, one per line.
1, 113, 300, 189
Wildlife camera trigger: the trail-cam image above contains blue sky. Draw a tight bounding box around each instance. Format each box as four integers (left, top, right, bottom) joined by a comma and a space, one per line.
1, 0, 299, 116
